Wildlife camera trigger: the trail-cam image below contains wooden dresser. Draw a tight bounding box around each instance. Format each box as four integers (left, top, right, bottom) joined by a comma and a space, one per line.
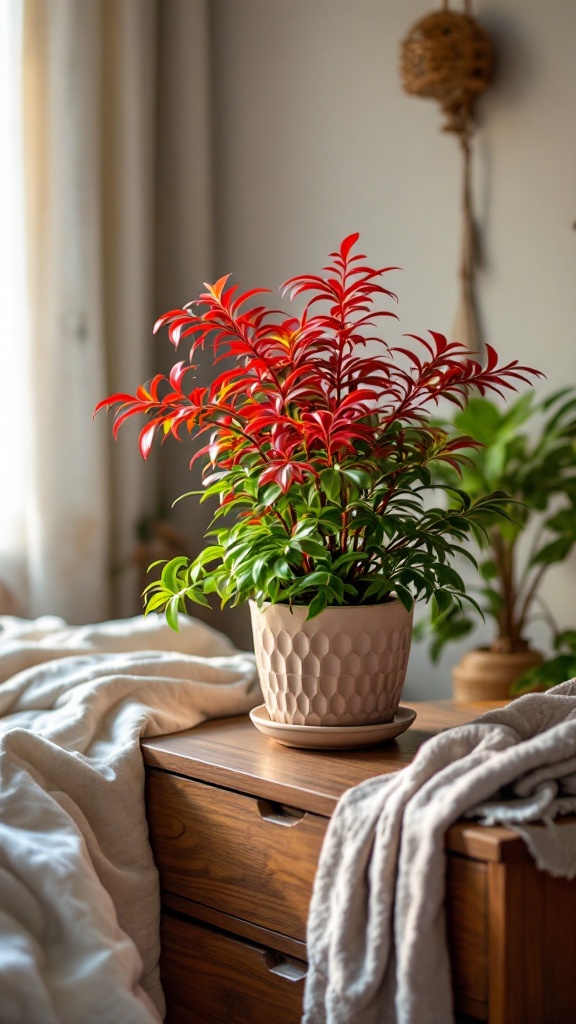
141, 701, 576, 1024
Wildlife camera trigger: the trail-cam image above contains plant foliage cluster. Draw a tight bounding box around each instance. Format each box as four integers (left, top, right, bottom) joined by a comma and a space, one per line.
96, 235, 539, 627
418, 390, 576, 677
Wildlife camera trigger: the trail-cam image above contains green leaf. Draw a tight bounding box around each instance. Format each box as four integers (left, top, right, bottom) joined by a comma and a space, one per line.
332, 551, 370, 571
531, 536, 574, 567
187, 589, 212, 609
432, 589, 453, 615
307, 590, 328, 619
556, 630, 576, 653
165, 596, 181, 632
299, 538, 329, 558
144, 591, 170, 613
195, 544, 224, 566
159, 556, 186, 587
512, 654, 576, 694
272, 558, 292, 580
319, 468, 342, 503
452, 396, 503, 444
363, 579, 395, 601
341, 467, 372, 489
498, 390, 535, 434
479, 559, 498, 581
393, 584, 414, 612
544, 508, 576, 534
326, 574, 345, 601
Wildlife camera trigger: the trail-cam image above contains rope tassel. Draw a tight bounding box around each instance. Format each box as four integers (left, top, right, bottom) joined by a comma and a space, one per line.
452, 128, 483, 352
400, 1, 493, 357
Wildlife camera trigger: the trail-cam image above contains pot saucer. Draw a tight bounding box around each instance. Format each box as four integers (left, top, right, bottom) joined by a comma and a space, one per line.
249, 704, 416, 750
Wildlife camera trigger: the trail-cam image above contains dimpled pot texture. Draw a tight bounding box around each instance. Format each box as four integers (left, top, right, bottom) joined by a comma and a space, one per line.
249, 600, 414, 727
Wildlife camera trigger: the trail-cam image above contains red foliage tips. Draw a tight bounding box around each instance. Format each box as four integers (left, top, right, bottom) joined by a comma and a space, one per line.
95, 234, 542, 493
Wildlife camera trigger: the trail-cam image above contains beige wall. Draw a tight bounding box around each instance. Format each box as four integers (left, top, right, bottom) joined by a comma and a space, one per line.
159, 1, 576, 694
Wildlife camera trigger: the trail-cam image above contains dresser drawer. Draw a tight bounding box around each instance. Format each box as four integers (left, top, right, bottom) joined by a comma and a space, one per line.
161, 911, 306, 1024
446, 855, 488, 1021
146, 768, 328, 941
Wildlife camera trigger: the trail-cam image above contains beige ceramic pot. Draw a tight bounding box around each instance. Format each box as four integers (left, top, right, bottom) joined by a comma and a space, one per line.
249, 599, 413, 727
452, 647, 543, 702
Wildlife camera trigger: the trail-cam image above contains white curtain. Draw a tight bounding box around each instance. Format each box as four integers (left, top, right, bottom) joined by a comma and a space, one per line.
0, 0, 30, 614
0, 0, 217, 626
0, 0, 158, 622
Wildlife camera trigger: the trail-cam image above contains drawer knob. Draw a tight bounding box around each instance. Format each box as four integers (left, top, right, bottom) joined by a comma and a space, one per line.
263, 951, 307, 982
257, 799, 305, 827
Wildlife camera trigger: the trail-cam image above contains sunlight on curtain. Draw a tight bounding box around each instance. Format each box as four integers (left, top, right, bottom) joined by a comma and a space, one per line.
0, 1, 197, 624
0, 0, 157, 622
22, 0, 112, 622
0, 0, 30, 611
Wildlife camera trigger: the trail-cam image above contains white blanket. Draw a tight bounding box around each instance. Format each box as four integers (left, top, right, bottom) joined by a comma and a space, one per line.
0, 614, 259, 1024
304, 681, 576, 1024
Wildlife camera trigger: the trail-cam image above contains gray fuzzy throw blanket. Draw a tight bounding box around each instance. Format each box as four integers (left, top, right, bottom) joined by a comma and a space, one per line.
303, 681, 576, 1024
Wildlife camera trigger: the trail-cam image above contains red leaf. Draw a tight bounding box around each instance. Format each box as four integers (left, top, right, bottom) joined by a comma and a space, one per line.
339, 232, 361, 260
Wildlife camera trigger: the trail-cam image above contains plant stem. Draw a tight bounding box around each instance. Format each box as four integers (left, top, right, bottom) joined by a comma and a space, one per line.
491, 528, 525, 649
516, 562, 549, 637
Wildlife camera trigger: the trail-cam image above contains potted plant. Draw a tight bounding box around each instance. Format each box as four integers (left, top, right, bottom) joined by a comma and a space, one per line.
419, 389, 576, 699
96, 234, 538, 729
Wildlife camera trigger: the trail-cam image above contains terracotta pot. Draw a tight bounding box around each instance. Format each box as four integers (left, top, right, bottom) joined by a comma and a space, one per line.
452, 647, 543, 703
249, 600, 413, 727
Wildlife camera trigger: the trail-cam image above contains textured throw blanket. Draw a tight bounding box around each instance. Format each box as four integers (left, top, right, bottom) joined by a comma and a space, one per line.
304, 681, 576, 1024
0, 614, 259, 1024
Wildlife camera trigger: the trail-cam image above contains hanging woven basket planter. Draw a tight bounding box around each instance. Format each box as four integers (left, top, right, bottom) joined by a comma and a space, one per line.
400, 5, 493, 133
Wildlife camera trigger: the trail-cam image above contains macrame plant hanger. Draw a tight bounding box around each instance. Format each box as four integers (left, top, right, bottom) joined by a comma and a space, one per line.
400, 0, 493, 353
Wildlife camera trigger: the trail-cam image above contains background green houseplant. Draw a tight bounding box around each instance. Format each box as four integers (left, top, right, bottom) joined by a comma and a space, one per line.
96, 234, 538, 630
420, 389, 576, 683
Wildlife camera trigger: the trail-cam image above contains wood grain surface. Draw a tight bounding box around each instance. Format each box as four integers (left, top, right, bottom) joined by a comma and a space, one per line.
162, 892, 307, 961
446, 856, 488, 1020
141, 700, 504, 816
144, 699, 576, 1024
146, 769, 327, 941
487, 859, 576, 1024
160, 912, 307, 1024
